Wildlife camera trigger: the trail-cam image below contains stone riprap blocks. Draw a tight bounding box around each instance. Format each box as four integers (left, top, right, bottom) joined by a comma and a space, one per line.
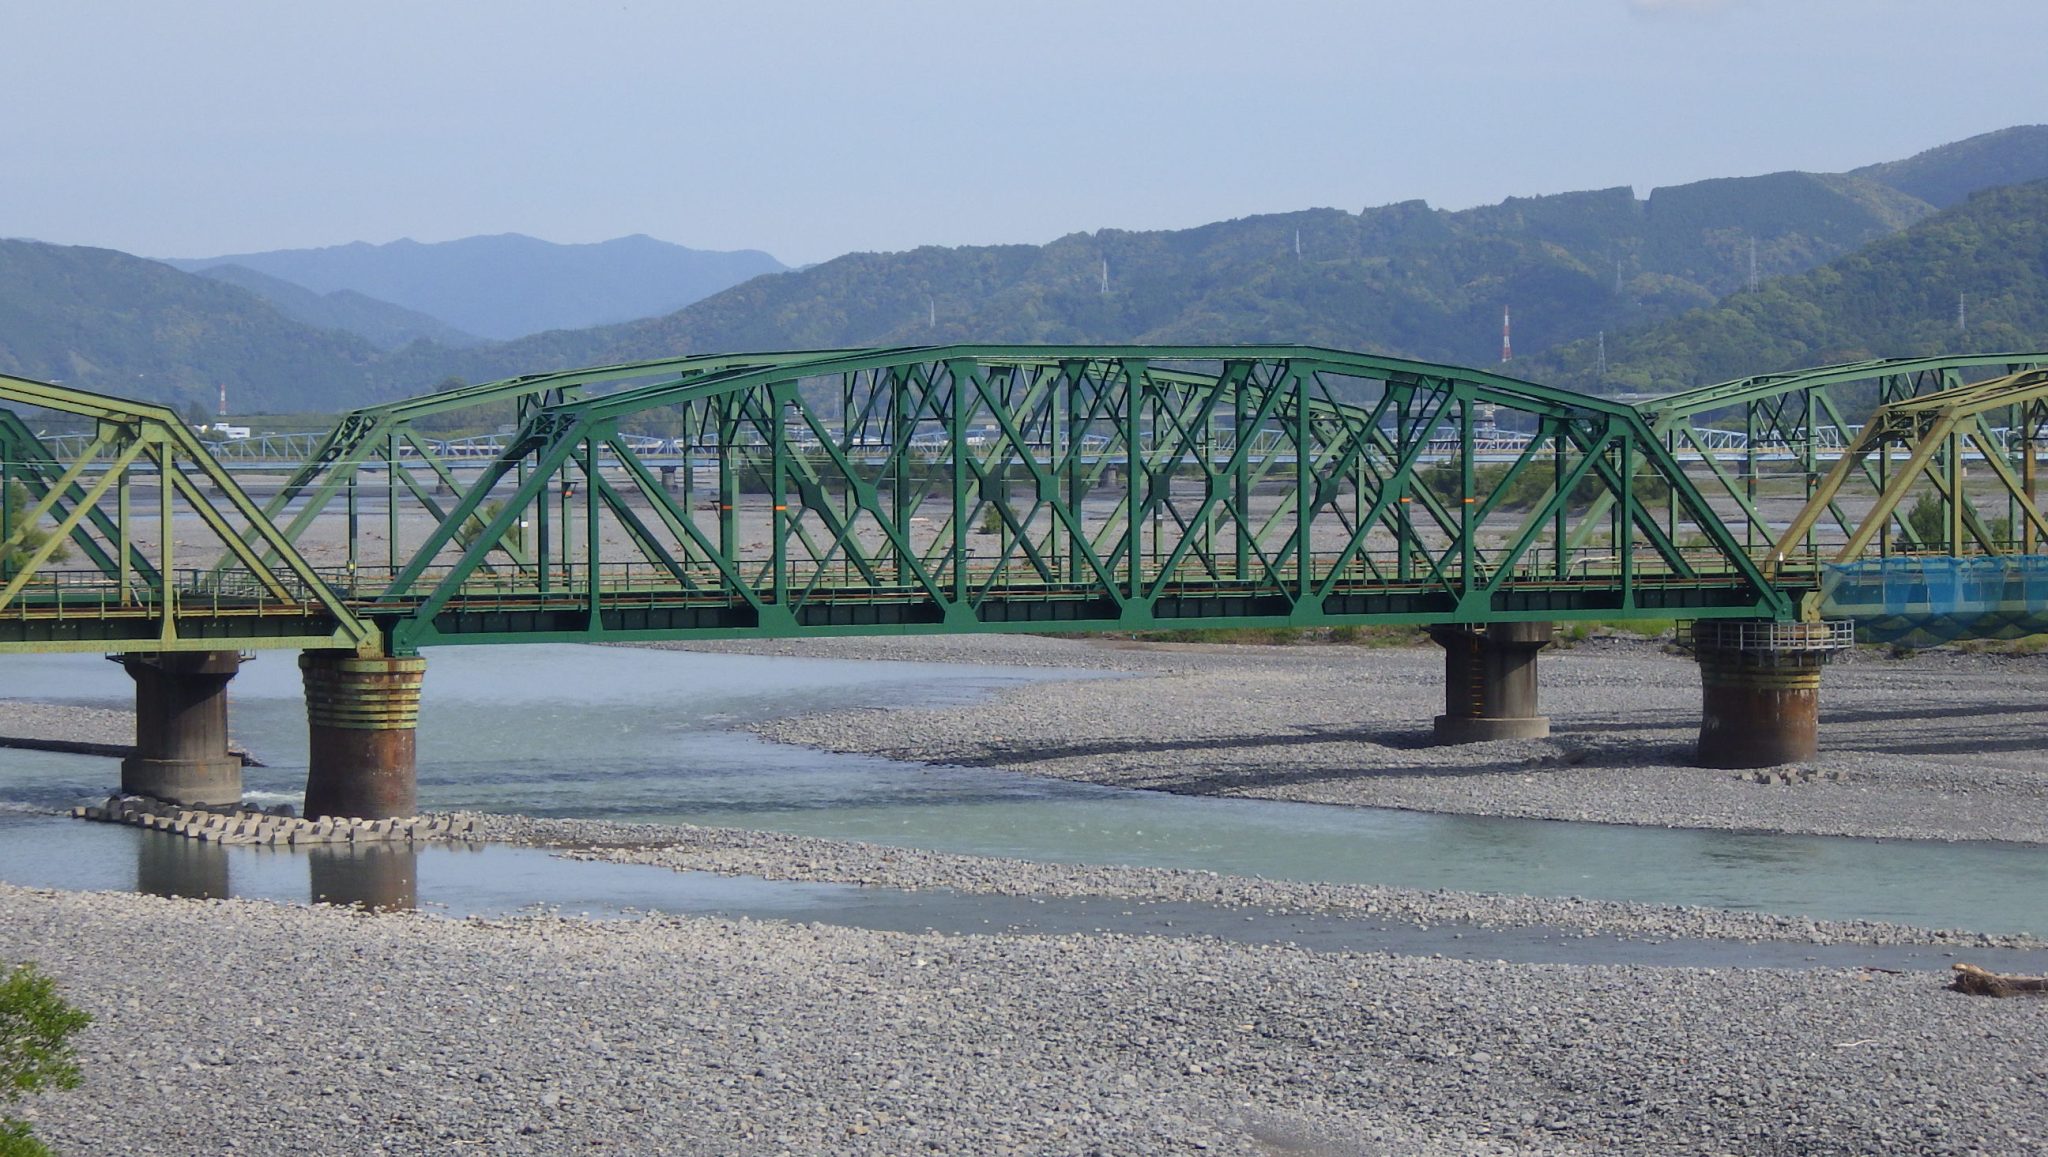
70, 794, 480, 846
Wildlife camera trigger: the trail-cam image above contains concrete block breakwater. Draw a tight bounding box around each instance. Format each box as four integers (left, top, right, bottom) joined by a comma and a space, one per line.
71, 794, 480, 846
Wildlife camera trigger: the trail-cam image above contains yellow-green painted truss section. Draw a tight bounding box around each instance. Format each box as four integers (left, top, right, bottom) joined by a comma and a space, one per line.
0, 373, 373, 654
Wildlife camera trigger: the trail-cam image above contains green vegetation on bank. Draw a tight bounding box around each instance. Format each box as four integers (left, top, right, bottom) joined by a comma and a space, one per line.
0, 962, 91, 1157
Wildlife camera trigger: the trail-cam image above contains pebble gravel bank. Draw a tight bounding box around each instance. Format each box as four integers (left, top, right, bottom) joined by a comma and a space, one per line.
6, 883, 2047, 1156
478, 813, 2043, 950
709, 635, 2048, 846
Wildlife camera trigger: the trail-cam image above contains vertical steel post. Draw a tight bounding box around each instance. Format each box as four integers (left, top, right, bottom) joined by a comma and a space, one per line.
157, 444, 175, 625
387, 432, 400, 571
1744, 403, 1758, 551
2025, 411, 2039, 553
773, 396, 789, 606
535, 457, 551, 596
118, 468, 132, 605
559, 446, 574, 584
585, 437, 601, 624
1552, 419, 1567, 579
949, 363, 968, 605
719, 395, 738, 575
345, 464, 359, 573
1458, 393, 1474, 601
1948, 430, 1964, 554
1618, 430, 1634, 605
1296, 368, 1313, 599
1123, 363, 1142, 600
893, 367, 912, 585
1234, 372, 1250, 581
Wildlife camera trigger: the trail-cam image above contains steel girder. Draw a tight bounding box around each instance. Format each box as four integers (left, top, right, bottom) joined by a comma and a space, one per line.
0, 373, 372, 653
369, 345, 1789, 652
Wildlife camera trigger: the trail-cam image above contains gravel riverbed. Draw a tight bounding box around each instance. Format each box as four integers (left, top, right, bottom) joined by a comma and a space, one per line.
715, 635, 2048, 846
7, 636, 2048, 1153
475, 813, 2043, 951
5, 882, 2046, 1156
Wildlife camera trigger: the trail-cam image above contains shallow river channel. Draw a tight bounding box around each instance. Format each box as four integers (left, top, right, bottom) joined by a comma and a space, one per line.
2, 644, 2046, 967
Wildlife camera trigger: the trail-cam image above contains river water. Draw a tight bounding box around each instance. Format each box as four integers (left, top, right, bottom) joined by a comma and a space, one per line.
1, 644, 2045, 957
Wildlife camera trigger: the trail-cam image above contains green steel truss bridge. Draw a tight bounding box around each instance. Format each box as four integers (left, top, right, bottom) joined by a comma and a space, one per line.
2, 345, 2046, 659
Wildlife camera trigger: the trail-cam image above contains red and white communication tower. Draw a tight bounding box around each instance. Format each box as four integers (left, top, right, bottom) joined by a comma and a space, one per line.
217, 383, 228, 417
1500, 306, 1512, 363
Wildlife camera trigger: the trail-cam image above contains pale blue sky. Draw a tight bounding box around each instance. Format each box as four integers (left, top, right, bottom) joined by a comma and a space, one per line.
4, 0, 2043, 265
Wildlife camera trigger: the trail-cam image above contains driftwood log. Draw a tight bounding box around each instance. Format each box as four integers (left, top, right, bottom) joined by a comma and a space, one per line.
1950, 962, 2048, 997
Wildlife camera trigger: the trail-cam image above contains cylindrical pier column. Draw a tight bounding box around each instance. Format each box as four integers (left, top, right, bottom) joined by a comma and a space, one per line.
119, 650, 244, 805
1691, 620, 1851, 768
1428, 622, 1553, 743
300, 652, 427, 819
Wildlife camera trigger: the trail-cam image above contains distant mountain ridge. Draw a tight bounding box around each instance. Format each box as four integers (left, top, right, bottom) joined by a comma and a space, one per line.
192, 263, 482, 350
425, 160, 1960, 381
1852, 124, 2048, 209
1528, 179, 2048, 392
163, 233, 786, 341
8, 125, 2048, 414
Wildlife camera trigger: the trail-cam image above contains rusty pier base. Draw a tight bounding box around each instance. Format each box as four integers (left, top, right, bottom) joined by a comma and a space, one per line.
300, 652, 428, 819
1428, 622, 1554, 744
1691, 620, 1853, 768
118, 650, 244, 806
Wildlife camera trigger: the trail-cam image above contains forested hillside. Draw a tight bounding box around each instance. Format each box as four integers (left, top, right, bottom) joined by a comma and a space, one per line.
425, 168, 1941, 383
7, 126, 2048, 413
1530, 181, 2048, 392
0, 240, 386, 412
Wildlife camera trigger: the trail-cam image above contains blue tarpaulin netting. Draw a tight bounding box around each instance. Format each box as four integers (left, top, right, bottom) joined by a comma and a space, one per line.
1821, 555, 2048, 646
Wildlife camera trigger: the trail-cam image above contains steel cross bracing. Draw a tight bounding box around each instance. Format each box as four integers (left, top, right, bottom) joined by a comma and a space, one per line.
358, 345, 1792, 653
28, 348, 2048, 659
1776, 367, 2048, 566
220, 349, 861, 584
0, 373, 374, 653
1619, 353, 2048, 559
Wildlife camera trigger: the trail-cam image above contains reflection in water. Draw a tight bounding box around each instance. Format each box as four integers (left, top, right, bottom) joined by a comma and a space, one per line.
136, 832, 229, 900
308, 844, 419, 912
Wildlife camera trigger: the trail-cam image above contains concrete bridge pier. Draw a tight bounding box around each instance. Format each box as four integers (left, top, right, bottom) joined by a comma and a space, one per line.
1691, 620, 1851, 768
1427, 622, 1553, 743
300, 652, 428, 819
117, 650, 244, 806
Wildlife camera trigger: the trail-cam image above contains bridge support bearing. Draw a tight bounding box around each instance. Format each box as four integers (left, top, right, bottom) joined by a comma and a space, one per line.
1690, 620, 1853, 769
1428, 622, 1553, 744
300, 653, 427, 819
118, 651, 244, 806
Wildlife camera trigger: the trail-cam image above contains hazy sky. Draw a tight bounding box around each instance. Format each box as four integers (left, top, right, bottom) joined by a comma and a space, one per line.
4, 0, 2043, 266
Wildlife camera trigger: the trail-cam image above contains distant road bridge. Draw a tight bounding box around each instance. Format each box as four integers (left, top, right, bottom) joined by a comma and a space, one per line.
2, 345, 2045, 816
